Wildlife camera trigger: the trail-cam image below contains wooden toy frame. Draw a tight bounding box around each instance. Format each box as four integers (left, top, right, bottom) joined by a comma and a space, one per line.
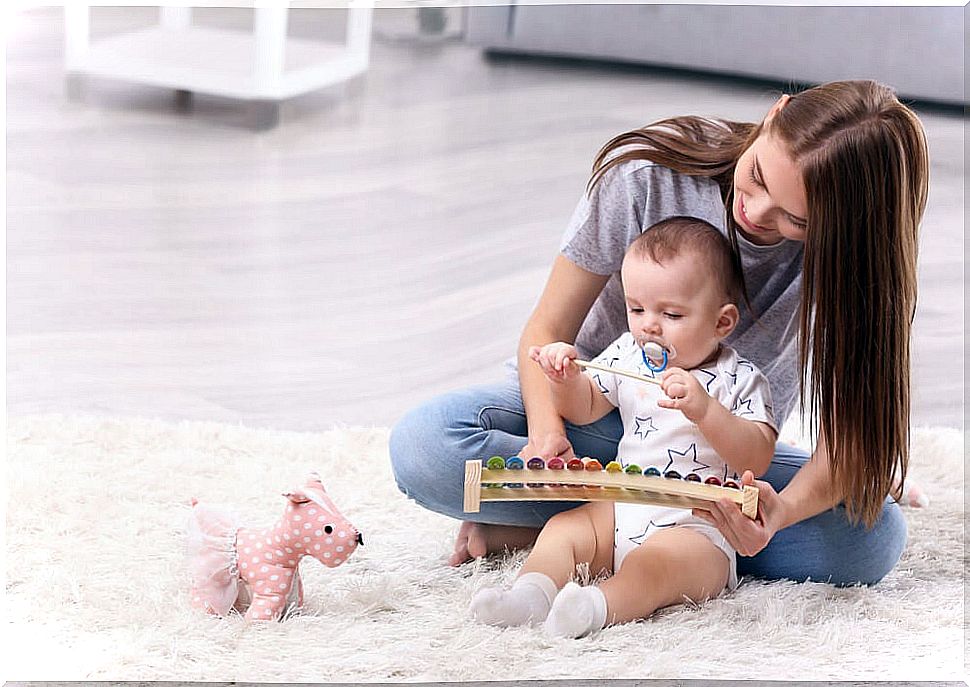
463, 460, 759, 519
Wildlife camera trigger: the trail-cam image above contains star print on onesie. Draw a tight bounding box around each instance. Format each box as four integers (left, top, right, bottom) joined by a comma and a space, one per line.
587, 332, 776, 589
633, 416, 658, 440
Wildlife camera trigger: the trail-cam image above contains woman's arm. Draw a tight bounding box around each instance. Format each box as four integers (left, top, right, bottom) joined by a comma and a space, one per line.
694, 437, 841, 556
518, 255, 610, 460
774, 433, 842, 528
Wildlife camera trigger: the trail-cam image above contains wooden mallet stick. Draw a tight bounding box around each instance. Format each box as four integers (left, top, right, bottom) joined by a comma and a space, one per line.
573, 359, 661, 386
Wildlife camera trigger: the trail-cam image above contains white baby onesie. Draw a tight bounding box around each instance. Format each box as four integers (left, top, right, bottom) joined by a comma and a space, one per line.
587, 333, 776, 590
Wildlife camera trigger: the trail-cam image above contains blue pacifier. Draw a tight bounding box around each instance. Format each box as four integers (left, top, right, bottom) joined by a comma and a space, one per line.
641, 341, 670, 373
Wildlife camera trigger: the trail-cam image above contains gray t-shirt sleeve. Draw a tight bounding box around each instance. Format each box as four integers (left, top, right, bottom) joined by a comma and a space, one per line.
560, 163, 647, 276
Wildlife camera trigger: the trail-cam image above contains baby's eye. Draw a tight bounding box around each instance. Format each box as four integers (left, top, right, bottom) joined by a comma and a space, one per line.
663, 312, 682, 320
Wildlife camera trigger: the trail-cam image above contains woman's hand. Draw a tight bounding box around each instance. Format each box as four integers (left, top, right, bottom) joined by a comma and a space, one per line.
519, 431, 576, 462
692, 470, 788, 557
658, 367, 711, 423
528, 342, 581, 384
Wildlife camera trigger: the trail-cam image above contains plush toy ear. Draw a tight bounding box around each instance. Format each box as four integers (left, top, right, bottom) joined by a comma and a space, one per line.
283, 489, 310, 504
305, 472, 327, 492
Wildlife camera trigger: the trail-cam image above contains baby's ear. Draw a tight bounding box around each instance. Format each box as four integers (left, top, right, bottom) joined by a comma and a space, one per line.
715, 303, 740, 338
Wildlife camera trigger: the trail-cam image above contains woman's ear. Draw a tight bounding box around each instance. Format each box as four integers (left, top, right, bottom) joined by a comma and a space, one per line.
715, 303, 740, 339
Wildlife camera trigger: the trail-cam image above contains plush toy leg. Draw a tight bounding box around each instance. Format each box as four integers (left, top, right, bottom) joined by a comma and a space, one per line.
288, 572, 304, 611
244, 592, 288, 621
233, 581, 253, 613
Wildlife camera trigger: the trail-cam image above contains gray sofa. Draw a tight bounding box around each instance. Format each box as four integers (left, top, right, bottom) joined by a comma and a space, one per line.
465, 5, 964, 106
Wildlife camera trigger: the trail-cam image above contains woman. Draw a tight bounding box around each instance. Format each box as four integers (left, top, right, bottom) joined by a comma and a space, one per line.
389, 80, 929, 585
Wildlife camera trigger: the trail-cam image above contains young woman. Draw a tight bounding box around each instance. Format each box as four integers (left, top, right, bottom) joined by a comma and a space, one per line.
388, 79, 929, 585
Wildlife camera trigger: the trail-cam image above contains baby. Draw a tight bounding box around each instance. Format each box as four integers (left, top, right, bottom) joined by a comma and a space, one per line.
470, 216, 778, 638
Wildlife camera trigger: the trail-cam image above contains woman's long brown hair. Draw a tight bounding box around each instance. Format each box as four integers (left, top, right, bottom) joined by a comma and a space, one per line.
589, 81, 929, 527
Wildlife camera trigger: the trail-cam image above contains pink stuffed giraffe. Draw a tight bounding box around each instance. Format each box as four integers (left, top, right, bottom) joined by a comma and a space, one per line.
186, 472, 363, 620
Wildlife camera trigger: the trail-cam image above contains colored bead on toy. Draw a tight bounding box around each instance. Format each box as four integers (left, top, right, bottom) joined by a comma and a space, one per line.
566, 458, 584, 471
664, 470, 682, 480
724, 480, 739, 490
547, 457, 565, 470
526, 457, 546, 487
582, 457, 602, 471
504, 456, 524, 488
644, 467, 661, 477
624, 464, 642, 475
685, 473, 701, 482
704, 476, 722, 486
604, 461, 623, 473
486, 455, 506, 470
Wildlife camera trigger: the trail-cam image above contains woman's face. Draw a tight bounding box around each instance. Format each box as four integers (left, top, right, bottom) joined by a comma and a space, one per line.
732, 130, 809, 245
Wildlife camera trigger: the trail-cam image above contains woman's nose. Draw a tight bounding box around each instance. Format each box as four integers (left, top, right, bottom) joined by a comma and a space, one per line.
745, 193, 771, 227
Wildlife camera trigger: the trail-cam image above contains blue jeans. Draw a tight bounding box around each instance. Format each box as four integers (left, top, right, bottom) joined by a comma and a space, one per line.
389, 380, 908, 586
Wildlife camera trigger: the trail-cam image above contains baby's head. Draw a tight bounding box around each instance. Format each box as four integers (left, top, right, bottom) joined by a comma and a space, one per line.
621, 216, 743, 370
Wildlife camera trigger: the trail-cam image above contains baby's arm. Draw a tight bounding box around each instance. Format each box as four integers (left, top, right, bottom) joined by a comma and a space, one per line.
528, 343, 615, 426
659, 368, 776, 477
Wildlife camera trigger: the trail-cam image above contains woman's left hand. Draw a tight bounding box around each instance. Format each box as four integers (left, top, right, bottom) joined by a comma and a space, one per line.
692, 470, 788, 557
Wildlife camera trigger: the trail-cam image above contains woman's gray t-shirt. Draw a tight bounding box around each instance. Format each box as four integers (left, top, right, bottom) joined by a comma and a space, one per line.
559, 159, 804, 427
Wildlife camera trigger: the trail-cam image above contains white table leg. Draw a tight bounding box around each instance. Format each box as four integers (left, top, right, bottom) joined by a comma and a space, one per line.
253, 4, 288, 99
159, 6, 192, 30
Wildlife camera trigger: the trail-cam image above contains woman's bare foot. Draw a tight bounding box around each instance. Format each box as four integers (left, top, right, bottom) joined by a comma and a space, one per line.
449, 522, 542, 566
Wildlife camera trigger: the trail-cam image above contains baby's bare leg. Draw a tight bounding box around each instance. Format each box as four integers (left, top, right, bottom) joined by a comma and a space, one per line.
544, 526, 730, 637
601, 526, 730, 625
470, 502, 614, 627
520, 501, 615, 586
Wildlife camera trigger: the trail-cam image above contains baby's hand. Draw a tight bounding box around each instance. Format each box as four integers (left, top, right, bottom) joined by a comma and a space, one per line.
528, 342, 580, 384
658, 367, 711, 423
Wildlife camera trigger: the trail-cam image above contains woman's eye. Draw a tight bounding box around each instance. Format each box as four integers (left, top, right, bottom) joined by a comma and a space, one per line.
749, 167, 763, 188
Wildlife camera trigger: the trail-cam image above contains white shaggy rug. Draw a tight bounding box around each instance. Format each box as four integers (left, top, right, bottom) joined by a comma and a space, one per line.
4, 415, 965, 682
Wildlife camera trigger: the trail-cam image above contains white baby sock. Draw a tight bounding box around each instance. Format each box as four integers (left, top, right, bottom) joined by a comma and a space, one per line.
543, 581, 608, 638
470, 572, 558, 627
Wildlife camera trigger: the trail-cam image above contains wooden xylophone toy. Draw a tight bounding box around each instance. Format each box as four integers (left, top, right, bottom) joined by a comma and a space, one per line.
463, 456, 758, 519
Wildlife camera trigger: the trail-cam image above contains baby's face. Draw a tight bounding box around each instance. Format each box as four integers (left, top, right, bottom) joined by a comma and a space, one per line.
620, 251, 735, 370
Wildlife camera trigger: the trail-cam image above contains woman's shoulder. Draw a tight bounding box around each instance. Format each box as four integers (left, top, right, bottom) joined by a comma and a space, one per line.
596, 154, 721, 203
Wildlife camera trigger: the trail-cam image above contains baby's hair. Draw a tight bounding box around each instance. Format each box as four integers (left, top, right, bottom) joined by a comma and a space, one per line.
627, 216, 744, 304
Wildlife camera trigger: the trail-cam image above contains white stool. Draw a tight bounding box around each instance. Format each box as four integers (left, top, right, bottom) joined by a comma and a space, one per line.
64, 3, 374, 128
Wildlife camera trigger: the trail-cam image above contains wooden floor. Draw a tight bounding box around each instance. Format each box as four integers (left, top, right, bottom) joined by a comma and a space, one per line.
6, 7, 965, 431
